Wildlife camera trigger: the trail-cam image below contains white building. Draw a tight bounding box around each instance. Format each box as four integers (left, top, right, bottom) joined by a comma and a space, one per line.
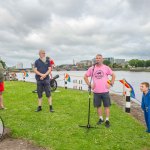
76, 60, 92, 67
114, 59, 125, 65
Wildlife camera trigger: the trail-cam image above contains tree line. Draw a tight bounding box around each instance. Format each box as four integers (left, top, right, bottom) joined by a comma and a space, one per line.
103, 59, 150, 68
1, 58, 150, 69
128, 59, 150, 67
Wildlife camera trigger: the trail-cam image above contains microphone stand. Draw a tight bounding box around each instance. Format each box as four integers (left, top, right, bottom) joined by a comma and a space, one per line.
79, 64, 97, 129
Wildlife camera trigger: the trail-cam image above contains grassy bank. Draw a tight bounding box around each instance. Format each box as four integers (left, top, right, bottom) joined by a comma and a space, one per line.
1, 81, 150, 150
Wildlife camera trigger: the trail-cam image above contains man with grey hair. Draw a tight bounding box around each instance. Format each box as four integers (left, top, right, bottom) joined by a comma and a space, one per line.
34, 50, 54, 112
84, 54, 115, 127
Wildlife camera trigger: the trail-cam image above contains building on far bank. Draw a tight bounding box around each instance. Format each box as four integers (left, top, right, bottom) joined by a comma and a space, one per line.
92, 57, 114, 64
73, 59, 76, 65
92, 57, 126, 65
76, 60, 92, 68
104, 57, 114, 64
114, 59, 125, 65
92, 58, 96, 64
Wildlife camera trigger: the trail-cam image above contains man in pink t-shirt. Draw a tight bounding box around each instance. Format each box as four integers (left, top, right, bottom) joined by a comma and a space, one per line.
84, 54, 116, 128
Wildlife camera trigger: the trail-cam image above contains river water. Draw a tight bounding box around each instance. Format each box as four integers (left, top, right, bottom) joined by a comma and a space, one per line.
16, 71, 150, 104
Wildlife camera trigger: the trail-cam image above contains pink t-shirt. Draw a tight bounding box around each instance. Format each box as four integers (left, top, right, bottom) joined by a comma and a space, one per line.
85, 64, 113, 93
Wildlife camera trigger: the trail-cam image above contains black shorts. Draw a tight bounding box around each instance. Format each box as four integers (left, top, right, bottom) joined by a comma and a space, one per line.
93, 92, 111, 107
37, 79, 51, 98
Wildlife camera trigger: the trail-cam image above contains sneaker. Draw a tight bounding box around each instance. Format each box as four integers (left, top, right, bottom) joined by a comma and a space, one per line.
0, 107, 5, 110
105, 120, 110, 128
50, 105, 54, 112
35, 106, 42, 112
50, 108, 54, 112
97, 118, 104, 125
32, 90, 37, 93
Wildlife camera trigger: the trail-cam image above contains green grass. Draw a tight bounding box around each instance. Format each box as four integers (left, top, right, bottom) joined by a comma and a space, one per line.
1, 81, 150, 150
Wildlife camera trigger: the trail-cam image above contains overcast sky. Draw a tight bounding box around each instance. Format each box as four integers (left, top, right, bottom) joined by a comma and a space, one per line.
0, 0, 150, 67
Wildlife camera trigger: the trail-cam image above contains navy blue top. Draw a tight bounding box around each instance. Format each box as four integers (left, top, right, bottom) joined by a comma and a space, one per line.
141, 90, 150, 111
34, 58, 50, 81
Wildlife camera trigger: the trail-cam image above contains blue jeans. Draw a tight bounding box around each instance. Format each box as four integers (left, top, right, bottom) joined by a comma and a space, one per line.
144, 109, 150, 132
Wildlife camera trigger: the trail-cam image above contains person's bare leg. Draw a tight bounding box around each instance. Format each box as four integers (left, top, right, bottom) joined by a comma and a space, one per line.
105, 107, 110, 120
48, 96, 54, 112
48, 96, 52, 105
97, 107, 103, 117
0, 94, 4, 108
38, 98, 42, 106
104, 107, 110, 127
97, 107, 104, 124
35, 98, 42, 112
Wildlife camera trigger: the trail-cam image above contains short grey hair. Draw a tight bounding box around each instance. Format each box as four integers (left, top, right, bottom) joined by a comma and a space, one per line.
96, 54, 103, 57
39, 49, 45, 54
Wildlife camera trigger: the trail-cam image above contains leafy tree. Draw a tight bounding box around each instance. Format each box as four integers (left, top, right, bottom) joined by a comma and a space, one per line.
112, 63, 122, 68
128, 59, 146, 67
145, 60, 150, 67
103, 60, 111, 66
137, 60, 145, 67
0, 59, 6, 68
124, 64, 129, 69
128, 59, 138, 67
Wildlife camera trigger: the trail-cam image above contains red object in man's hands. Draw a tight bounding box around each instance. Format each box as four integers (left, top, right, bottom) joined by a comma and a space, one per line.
50, 59, 55, 65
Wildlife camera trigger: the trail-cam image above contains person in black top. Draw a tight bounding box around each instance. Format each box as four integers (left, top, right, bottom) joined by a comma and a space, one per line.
34, 50, 54, 112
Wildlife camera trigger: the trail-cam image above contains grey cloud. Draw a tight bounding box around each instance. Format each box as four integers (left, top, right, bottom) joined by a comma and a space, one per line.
0, 0, 150, 67
39, 0, 87, 18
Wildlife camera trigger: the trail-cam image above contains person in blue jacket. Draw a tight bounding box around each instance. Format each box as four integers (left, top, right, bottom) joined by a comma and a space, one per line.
140, 82, 150, 133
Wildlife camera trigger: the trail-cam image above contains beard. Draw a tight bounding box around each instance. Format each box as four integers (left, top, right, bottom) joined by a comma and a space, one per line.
96, 62, 102, 65
40, 57, 46, 63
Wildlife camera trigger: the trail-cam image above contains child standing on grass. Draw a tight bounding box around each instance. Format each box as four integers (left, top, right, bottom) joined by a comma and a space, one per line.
140, 82, 150, 133
0, 62, 5, 109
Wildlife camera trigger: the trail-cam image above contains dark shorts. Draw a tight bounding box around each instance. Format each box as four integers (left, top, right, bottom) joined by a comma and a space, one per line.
93, 92, 111, 108
37, 79, 51, 98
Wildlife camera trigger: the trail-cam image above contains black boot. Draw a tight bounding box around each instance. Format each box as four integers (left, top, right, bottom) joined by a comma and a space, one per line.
105, 120, 110, 128
35, 106, 42, 112
50, 105, 54, 112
